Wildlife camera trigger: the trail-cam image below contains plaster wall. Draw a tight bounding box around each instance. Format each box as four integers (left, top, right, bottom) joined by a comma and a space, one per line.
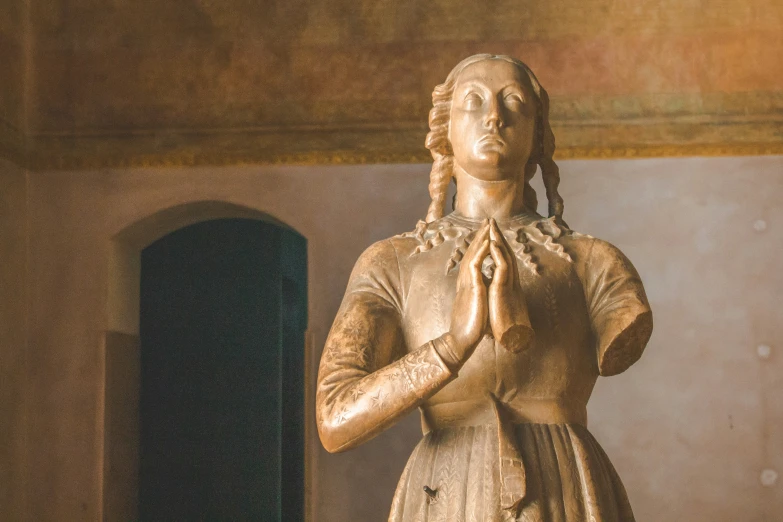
0, 158, 28, 519
0, 0, 25, 133
13, 155, 783, 521
21, 0, 783, 167
0, 0, 27, 165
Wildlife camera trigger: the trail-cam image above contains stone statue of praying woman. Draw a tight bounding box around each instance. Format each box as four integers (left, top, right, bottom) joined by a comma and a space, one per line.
316, 54, 653, 522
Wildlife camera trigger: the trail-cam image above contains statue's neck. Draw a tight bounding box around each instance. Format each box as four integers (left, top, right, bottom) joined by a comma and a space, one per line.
453, 164, 528, 221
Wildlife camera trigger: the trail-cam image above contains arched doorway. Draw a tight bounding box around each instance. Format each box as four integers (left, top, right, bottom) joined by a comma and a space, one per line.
103, 208, 307, 521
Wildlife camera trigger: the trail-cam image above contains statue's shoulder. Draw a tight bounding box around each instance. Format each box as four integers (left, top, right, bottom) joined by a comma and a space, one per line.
548, 223, 594, 259
352, 217, 464, 269
351, 237, 401, 279
552, 225, 639, 275
350, 220, 446, 277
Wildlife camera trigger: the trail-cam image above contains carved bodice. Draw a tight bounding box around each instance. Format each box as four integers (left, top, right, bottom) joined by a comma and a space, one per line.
316, 211, 652, 453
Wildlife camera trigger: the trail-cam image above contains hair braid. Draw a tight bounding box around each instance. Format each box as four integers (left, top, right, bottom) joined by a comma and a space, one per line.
542, 158, 564, 221
536, 87, 565, 223
522, 160, 538, 212
425, 154, 454, 222
423, 63, 466, 222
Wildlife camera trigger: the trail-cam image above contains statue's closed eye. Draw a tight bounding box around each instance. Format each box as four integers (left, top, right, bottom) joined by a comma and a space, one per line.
502, 93, 525, 113
463, 93, 483, 110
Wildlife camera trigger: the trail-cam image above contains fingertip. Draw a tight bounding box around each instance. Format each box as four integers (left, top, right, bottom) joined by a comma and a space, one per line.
491, 220, 504, 239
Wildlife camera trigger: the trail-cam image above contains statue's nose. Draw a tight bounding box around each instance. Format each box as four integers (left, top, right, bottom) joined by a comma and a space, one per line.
483, 100, 504, 129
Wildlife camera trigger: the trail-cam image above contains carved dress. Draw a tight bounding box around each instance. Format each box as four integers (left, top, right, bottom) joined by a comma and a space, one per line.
317, 210, 653, 522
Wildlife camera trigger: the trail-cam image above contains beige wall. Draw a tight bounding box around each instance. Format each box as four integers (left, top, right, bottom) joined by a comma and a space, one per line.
4, 155, 782, 520
0, 158, 28, 520
553, 157, 783, 521
22, 163, 436, 521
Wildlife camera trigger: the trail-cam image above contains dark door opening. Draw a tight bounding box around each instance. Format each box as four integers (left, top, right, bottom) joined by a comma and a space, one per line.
139, 218, 306, 521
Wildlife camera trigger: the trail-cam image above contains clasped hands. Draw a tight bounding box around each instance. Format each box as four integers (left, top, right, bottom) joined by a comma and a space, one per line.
446, 218, 534, 365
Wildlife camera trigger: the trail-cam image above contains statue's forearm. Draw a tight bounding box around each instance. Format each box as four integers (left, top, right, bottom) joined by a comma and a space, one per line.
316, 334, 456, 453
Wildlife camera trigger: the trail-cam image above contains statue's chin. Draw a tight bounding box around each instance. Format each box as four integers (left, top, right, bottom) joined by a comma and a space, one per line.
466, 153, 516, 181
474, 150, 503, 164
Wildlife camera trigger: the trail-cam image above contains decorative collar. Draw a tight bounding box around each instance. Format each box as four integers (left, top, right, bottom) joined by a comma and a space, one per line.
398, 212, 584, 276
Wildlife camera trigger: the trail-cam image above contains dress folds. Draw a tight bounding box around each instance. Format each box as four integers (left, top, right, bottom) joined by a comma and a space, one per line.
389, 423, 635, 522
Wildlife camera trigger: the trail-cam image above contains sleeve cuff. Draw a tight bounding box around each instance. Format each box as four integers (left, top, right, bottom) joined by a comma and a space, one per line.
431, 332, 462, 372
399, 336, 457, 398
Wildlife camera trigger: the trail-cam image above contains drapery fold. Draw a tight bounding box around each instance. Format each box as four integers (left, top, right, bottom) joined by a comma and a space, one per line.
389, 423, 635, 522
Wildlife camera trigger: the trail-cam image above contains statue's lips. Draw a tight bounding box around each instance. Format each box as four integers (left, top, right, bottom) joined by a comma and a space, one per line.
476, 135, 506, 151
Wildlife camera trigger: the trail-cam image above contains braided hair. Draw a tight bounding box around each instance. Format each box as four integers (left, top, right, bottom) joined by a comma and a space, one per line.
424, 54, 564, 224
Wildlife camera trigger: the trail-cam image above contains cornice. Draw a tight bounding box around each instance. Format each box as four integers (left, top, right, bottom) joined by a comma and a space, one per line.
12, 120, 782, 171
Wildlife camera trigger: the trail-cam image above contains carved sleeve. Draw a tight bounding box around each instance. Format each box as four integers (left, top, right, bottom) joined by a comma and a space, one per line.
580, 238, 654, 376
316, 240, 456, 453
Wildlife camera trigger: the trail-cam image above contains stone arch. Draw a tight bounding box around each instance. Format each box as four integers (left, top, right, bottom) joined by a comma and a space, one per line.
108, 200, 302, 335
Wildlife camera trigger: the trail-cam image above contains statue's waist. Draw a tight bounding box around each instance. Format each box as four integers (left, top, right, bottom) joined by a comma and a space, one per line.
421, 397, 587, 433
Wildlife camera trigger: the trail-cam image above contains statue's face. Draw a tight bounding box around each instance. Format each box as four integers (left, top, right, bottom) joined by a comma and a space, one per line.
448, 59, 537, 181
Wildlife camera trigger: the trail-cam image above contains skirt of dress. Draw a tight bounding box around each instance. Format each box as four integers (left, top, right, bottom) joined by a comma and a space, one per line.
388, 423, 635, 522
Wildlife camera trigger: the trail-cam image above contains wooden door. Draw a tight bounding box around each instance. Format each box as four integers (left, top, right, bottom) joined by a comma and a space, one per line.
138, 218, 306, 521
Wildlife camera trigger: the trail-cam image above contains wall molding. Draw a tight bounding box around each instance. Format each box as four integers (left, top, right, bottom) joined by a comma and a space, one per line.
12, 119, 783, 170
